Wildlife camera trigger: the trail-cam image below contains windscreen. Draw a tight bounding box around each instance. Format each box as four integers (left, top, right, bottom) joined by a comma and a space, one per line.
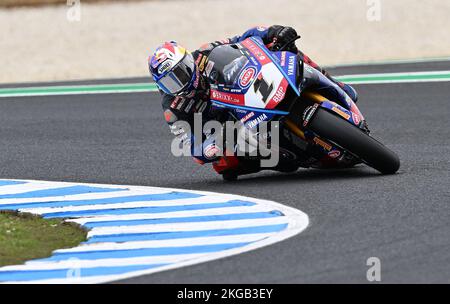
207, 44, 250, 86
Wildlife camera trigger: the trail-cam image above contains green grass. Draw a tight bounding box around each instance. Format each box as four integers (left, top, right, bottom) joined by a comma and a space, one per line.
0, 211, 87, 267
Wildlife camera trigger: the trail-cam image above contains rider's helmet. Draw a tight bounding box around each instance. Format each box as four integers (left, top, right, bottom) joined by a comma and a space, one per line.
149, 41, 197, 96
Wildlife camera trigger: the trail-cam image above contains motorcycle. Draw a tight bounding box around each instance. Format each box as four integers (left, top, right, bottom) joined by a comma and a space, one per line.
206, 36, 400, 181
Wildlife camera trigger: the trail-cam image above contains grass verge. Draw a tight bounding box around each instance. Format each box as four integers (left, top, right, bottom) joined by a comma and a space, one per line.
0, 211, 87, 267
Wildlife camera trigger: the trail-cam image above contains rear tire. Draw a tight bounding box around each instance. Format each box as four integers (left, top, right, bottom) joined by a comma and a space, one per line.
308, 108, 400, 174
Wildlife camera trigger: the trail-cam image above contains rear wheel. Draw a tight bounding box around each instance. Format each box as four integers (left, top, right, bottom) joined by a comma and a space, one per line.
308, 108, 400, 174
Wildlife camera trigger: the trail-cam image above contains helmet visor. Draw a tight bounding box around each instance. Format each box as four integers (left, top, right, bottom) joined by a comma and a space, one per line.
158, 53, 195, 95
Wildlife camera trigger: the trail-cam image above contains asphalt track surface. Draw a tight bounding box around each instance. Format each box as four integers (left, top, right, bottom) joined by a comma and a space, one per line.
1, 61, 449, 283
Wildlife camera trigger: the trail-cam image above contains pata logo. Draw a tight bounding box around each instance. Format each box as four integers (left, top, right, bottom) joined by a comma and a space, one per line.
239, 67, 256, 88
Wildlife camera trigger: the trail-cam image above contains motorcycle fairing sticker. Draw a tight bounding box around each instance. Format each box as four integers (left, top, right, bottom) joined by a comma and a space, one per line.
234, 108, 254, 122
237, 66, 258, 89
210, 89, 246, 106
243, 63, 287, 109
320, 101, 360, 127
243, 111, 276, 130
241, 39, 272, 66
276, 51, 297, 88
231, 108, 275, 130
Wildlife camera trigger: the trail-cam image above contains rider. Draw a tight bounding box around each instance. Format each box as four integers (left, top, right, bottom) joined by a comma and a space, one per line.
148, 25, 359, 176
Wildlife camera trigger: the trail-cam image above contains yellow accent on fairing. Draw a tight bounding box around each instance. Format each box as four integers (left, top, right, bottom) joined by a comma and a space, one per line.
284, 119, 306, 140
178, 46, 187, 55
302, 91, 327, 104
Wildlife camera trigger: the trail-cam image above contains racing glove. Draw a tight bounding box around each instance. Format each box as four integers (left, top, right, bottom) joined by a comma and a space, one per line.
271, 26, 299, 53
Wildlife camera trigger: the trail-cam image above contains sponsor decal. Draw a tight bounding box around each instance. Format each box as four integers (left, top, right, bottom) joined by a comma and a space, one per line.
204, 144, 220, 160
352, 112, 361, 125
234, 108, 247, 114
198, 56, 208, 73
240, 111, 255, 123
195, 54, 202, 65
184, 99, 195, 113
248, 55, 259, 66
238, 67, 256, 88
205, 60, 215, 76
196, 100, 208, 113
170, 96, 183, 109
192, 68, 200, 89
332, 107, 351, 120
302, 103, 320, 127
210, 90, 244, 104
176, 98, 186, 110
265, 79, 289, 109
157, 60, 172, 74
313, 137, 332, 151
328, 150, 341, 159
246, 113, 268, 129
287, 55, 296, 76
280, 52, 287, 67
242, 39, 271, 65
271, 82, 286, 103
256, 26, 267, 31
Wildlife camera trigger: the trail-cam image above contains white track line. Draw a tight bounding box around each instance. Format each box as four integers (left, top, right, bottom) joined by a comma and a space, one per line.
87, 217, 290, 238
0, 188, 170, 205
21, 195, 238, 215
2, 254, 207, 271
0, 183, 73, 196
67, 205, 278, 225
53, 233, 274, 253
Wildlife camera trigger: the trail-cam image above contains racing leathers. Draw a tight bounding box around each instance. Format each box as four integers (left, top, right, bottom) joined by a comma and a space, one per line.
159, 25, 358, 174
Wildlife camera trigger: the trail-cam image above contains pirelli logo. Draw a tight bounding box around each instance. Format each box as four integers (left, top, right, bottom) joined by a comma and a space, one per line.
313, 137, 332, 151
332, 107, 351, 120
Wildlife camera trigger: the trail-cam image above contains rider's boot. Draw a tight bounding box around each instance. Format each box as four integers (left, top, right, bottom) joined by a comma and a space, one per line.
213, 155, 261, 181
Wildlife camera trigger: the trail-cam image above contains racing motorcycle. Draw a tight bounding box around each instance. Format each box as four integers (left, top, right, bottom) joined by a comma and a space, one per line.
206, 36, 400, 181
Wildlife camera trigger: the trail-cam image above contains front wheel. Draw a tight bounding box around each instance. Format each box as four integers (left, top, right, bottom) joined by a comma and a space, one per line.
308, 108, 400, 174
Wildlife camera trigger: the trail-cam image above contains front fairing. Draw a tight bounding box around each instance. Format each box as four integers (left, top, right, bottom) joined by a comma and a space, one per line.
207, 37, 300, 110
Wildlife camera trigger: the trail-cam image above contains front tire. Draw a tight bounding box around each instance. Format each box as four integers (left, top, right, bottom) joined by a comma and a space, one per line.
308, 108, 400, 174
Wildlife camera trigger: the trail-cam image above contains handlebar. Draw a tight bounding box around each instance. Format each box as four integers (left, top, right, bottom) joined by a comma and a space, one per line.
274, 35, 301, 52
